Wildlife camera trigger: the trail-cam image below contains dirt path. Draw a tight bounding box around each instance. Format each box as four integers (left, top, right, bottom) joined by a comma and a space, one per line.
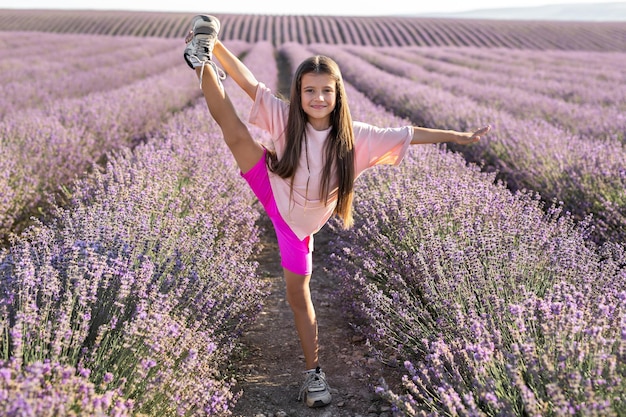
231, 215, 404, 417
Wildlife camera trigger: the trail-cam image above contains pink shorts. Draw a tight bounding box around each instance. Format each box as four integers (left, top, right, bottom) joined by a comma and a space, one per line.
241, 150, 313, 275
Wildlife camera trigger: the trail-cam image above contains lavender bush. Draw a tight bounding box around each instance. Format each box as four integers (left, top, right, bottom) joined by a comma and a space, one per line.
0, 54, 201, 238
0, 360, 133, 416
0, 38, 281, 415
380, 282, 626, 416
328, 147, 626, 415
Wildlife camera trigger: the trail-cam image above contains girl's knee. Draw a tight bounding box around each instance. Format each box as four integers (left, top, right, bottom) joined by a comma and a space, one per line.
285, 284, 312, 312
287, 295, 312, 316
284, 269, 312, 307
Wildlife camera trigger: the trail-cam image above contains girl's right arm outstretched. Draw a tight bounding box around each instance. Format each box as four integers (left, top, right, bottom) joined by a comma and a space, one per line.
213, 40, 259, 101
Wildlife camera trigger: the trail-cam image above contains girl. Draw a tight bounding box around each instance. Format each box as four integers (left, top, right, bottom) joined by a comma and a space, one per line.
183, 14, 490, 409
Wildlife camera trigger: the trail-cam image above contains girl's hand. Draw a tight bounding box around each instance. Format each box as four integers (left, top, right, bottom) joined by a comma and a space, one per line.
458, 125, 491, 145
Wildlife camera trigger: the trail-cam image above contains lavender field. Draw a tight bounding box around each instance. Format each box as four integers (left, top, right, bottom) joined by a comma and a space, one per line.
1, 9, 625, 50
1, 11, 626, 417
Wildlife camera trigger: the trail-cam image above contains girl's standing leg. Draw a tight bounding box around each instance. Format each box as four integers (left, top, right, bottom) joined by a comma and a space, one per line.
283, 268, 318, 369
285, 265, 332, 408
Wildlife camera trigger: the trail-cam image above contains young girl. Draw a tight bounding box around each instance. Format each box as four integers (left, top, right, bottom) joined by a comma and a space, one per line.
183, 14, 490, 409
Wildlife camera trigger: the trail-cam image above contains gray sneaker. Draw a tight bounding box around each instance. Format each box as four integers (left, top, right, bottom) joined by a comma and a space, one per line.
298, 367, 332, 408
184, 15, 221, 69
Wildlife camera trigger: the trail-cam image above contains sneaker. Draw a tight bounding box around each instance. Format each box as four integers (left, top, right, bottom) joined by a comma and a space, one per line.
184, 14, 221, 69
298, 367, 332, 408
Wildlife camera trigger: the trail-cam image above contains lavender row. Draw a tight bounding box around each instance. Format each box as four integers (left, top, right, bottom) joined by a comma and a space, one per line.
413, 47, 626, 94
0, 42, 283, 415
0, 37, 251, 119
0, 35, 184, 119
0, 59, 206, 239
367, 47, 626, 142
327, 149, 626, 416
0, 31, 150, 65
0, 32, 173, 83
245, 41, 279, 92
4, 11, 626, 51
308, 43, 626, 244
0, 101, 265, 415
392, 47, 626, 130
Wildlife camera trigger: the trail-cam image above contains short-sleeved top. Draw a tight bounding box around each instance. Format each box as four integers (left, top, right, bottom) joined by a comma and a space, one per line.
249, 82, 412, 240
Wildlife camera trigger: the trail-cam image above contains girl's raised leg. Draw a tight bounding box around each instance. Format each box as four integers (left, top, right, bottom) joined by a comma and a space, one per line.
197, 64, 264, 173
184, 14, 263, 173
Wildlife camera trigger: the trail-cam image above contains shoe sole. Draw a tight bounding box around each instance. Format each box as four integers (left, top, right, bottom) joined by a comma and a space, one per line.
306, 393, 332, 408
308, 400, 331, 407
194, 26, 218, 37
183, 15, 219, 69
192, 15, 220, 35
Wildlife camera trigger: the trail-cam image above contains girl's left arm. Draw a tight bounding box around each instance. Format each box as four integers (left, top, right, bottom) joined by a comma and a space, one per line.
212, 40, 259, 101
411, 125, 491, 145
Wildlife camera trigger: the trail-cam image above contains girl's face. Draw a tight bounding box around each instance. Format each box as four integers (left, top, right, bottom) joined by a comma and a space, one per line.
300, 72, 337, 131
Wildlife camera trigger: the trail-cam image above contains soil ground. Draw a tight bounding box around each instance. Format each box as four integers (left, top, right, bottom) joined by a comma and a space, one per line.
230, 215, 405, 417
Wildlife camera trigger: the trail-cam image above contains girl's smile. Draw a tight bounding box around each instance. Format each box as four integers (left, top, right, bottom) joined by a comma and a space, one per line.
300, 72, 336, 130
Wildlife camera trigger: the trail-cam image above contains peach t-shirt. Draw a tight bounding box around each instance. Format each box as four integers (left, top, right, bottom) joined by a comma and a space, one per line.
249, 83, 412, 240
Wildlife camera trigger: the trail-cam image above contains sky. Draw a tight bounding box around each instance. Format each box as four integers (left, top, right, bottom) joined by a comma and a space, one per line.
0, 0, 607, 16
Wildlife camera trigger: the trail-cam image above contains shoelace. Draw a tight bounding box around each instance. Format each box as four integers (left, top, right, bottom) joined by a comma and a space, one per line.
189, 35, 226, 90
298, 371, 330, 401
198, 60, 226, 90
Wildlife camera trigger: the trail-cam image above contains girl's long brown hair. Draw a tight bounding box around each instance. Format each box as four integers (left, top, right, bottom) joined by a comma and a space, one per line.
266, 55, 355, 229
